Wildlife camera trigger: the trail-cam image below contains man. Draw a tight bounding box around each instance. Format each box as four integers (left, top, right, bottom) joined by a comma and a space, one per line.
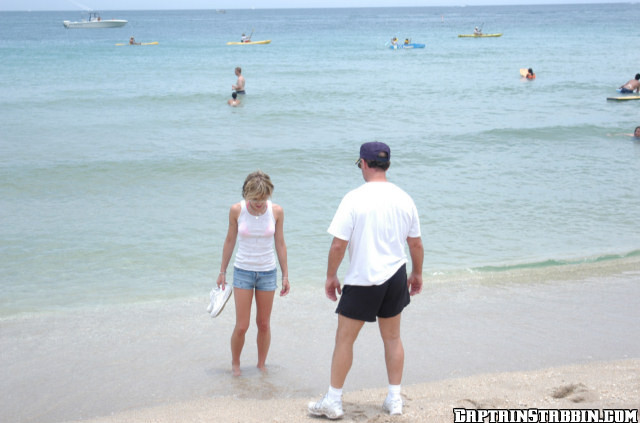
619, 73, 640, 94
232, 67, 246, 95
308, 141, 424, 419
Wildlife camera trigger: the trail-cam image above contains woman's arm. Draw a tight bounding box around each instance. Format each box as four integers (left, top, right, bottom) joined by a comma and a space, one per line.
272, 204, 289, 296
217, 203, 240, 288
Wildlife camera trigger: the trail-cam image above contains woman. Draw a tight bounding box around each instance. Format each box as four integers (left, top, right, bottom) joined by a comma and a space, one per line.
526, 68, 536, 80
217, 170, 290, 376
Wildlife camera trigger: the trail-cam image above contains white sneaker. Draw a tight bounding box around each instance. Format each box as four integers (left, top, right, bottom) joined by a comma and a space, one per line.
382, 396, 403, 415
308, 394, 344, 419
207, 284, 232, 318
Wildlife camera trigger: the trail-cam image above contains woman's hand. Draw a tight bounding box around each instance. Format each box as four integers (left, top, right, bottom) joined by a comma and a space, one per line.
280, 278, 290, 296
216, 272, 227, 289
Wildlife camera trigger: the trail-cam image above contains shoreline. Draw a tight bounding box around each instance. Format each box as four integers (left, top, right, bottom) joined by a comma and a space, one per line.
3, 251, 640, 320
2, 262, 640, 423
67, 359, 640, 423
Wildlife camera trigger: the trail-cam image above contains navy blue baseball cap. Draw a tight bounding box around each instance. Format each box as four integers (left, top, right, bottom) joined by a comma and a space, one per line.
359, 141, 390, 162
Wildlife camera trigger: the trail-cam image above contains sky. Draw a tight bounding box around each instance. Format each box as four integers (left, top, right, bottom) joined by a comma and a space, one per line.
0, 0, 628, 11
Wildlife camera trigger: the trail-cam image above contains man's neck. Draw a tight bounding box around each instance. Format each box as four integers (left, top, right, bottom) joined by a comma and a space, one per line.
364, 169, 387, 183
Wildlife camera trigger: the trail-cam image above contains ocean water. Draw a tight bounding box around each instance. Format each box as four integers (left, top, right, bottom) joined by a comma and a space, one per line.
1, 5, 640, 423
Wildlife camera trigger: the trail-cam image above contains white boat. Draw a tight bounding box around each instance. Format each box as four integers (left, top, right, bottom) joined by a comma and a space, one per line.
63, 12, 127, 29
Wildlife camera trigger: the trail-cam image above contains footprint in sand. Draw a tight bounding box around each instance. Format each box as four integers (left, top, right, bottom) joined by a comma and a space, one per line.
551, 383, 598, 403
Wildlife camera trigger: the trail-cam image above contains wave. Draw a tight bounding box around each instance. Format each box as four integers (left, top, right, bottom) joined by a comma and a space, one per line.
424, 250, 640, 289
471, 250, 640, 273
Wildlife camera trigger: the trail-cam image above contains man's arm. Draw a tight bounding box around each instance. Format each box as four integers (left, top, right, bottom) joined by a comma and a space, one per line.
325, 237, 348, 301
406, 236, 424, 296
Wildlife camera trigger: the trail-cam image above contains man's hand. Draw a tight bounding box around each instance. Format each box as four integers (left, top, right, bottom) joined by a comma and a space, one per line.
325, 275, 342, 301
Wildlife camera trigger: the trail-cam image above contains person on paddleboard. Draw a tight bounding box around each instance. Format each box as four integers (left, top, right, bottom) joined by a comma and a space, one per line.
474, 26, 482, 35
619, 74, 640, 94
232, 67, 246, 95
241, 33, 251, 43
129, 36, 140, 45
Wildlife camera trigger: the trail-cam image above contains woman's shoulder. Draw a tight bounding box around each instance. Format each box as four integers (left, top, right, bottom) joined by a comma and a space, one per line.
271, 202, 284, 217
230, 202, 243, 215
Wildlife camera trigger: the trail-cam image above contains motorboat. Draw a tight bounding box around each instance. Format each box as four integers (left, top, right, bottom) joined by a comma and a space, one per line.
63, 12, 127, 29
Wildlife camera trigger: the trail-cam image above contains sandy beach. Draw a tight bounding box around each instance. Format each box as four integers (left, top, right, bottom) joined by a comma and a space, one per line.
68, 359, 639, 423
3, 259, 640, 423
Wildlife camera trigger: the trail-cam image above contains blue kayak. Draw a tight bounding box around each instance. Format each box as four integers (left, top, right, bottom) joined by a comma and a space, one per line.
389, 43, 425, 49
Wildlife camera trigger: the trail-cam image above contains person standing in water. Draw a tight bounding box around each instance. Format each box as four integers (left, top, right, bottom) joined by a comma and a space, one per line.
526, 68, 536, 80
232, 67, 246, 95
216, 171, 290, 376
227, 92, 240, 107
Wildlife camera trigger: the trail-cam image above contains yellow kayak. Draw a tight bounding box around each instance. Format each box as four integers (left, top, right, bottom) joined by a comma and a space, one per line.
226, 40, 271, 45
607, 96, 640, 101
458, 33, 502, 38
115, 41, 159, 46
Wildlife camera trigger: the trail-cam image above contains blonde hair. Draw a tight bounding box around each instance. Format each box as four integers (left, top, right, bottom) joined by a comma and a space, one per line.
242, 170, 273, 200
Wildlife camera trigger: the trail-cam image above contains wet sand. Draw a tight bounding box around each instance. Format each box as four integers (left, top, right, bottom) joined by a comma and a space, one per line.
67, 359, 640, 423
2, 259, 640, 422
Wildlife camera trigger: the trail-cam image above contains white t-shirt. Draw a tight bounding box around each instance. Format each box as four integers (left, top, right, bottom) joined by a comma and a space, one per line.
327, 181, 421, 286
234, 200, 276, 271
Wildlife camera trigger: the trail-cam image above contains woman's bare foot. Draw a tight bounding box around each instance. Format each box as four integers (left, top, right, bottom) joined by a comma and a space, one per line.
232, 364, 241, 377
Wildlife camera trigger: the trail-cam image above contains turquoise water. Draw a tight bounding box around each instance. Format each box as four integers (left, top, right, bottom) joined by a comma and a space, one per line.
0, 4, 640, 422
1, 5, 640, 316
1, 6, 640, 422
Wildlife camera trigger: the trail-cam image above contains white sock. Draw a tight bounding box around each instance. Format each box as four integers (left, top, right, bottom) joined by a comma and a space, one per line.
387, 384, 401, 400
327, 385, 343, 403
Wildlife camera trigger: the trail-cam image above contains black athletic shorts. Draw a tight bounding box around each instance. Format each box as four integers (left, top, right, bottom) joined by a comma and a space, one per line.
336, 264, 410, 322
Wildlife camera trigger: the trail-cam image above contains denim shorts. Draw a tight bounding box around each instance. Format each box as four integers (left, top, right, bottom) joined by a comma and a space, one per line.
233, 267, 277, 291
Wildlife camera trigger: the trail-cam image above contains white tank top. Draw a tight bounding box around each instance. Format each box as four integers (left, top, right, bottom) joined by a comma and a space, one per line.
234, 200, 276, 271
